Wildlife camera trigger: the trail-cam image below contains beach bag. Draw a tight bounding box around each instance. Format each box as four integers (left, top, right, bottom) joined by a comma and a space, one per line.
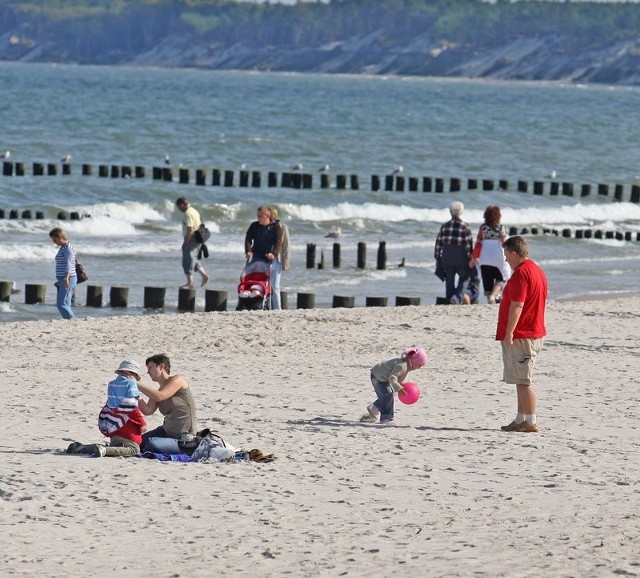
194, 223, 211, 244
189, 431, 235, 463
75, 262, 88, 283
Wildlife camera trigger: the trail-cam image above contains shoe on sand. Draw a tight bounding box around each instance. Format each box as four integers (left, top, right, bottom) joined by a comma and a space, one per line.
500, 420, 521, 431
359, 414, 377, 423
512, 421, 539, 433
501, 420, 539, 433
83, 444, 107, 457
367, 404, 379, 419
65, 442, 84, 454
379, 419, 395, 425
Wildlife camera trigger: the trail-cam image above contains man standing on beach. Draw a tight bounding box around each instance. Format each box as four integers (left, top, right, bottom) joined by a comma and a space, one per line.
434, 201, 474, 304
496, 236, 547, 433
175, 197, 209, 289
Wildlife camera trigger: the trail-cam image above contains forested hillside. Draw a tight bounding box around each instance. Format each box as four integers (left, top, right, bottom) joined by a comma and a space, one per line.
1, 0, 640, 84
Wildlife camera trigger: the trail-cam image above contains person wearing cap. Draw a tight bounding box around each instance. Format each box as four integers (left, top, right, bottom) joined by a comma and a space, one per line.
66, 360, 147, 457
434, 201, 474, 305
360, 347, 428, 425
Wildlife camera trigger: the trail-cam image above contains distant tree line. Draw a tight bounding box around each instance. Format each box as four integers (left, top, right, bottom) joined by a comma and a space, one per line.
1, 0, 640, 82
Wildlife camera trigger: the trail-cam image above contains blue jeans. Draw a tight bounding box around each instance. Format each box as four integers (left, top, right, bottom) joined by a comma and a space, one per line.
141, 425, 181, 454
444, 264, 469, 303
371, 374, 394, 421
270, 260, 282, 310
181, 239, 201, 275
56, 275, 77, 319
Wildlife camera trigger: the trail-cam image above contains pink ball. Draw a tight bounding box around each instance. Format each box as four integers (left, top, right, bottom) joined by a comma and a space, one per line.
398, 381, 420, 405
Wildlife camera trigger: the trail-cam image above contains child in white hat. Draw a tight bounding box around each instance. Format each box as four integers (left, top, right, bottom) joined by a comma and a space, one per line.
66, 360, 147, 457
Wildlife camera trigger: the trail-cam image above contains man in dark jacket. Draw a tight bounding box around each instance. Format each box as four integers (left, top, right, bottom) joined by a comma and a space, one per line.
434, 201, 474, 304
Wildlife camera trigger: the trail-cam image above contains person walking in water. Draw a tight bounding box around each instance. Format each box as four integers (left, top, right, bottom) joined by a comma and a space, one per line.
175, 197, 209, 289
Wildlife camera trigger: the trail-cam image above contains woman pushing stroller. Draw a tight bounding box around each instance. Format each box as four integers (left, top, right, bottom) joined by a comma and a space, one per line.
244, 206, 284, 309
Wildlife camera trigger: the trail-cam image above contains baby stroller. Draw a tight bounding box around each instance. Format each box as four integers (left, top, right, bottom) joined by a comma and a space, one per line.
236, 260, 272, 311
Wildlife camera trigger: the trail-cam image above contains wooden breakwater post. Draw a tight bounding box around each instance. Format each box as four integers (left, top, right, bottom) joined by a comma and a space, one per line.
631, 185, 640, 203
357, 242, 366, 269
297, 292, 315, 309
86, 285, 103, 307
205, 289, 227, 312
0, 280, 12, 302
306, 243, 316, 269
333, 295, 355, 308
25, 283, 46, 304
366, 296, 388, 307
396, 296, 421, 306
614, 184, 624, 201
110, 286, 129, 308
377, 241, 386, 270
333, 243, 341, 268
144, 286, 166, 309
178, 288, 196, 312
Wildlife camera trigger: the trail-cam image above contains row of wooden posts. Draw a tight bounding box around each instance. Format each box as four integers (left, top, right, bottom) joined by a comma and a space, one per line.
2, 160, 640, 202
0, 281, 421, 311
307, 227, 640, 271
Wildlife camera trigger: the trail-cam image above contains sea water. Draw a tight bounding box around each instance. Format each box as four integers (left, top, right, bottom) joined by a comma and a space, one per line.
1, 63, 639, 321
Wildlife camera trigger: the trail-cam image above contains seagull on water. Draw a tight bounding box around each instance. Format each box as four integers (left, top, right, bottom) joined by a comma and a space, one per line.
325, 227, 341, 238
2, 150, 10, 159
392, 165, 404, 175
61, 154, 72, 163
291, 163, 304, 171
319, 164, 330, 173
547, 170, 557, 179
164, 154, 171, 165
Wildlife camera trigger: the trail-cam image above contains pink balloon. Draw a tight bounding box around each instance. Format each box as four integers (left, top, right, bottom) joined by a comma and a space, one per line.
398, 381, 420, 405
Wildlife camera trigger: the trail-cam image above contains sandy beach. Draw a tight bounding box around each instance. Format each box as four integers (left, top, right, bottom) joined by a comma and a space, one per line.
1, 296, 639, 577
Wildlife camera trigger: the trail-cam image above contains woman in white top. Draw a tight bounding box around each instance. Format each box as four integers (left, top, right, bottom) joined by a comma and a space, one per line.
470, 206, 511, 304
